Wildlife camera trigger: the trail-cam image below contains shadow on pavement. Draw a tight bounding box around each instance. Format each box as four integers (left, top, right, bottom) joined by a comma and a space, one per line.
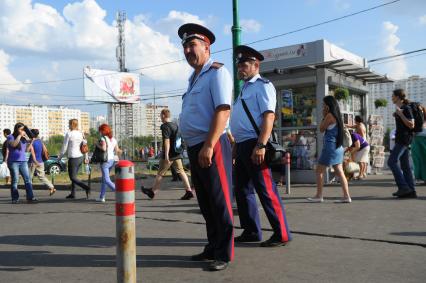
390, 232, 426, 237
0, 235, 206, 248
0, 251, 204, 268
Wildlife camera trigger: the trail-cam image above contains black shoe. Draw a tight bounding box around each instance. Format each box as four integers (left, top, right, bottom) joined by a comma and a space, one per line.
396, 190, 417, 199
141, 187, 155, 199
85, 188, 90, 199
208, 260, 228, 271
260, 235, 289, 247
191, 252, 214, 261
235, 232, 261, 243
66, 194, 75, 199
180, 190, 194, 200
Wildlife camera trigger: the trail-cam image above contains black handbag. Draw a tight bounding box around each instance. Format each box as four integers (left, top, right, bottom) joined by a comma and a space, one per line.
241, 99, 285, 165
90, 137, 108, 163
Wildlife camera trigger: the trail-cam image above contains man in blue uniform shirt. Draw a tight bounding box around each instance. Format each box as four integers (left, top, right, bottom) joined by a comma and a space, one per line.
178, 23, 234, 271
230, 45, 292, 247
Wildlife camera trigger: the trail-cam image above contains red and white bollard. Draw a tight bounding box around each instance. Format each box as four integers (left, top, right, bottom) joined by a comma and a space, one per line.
115, 160, 136, 283
285, 152, 291, 194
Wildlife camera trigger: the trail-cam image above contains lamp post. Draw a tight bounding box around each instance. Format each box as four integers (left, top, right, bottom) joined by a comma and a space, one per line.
140, 73, 157, 156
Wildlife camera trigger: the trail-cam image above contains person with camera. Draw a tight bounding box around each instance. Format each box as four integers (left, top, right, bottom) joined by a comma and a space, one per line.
28, 129, 56, 196
7, 122, 37, 203
58, 119, 90, 199
230, 45, 292, 247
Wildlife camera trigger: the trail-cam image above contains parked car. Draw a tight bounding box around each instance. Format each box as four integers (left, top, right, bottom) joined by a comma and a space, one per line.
44, 155, 67, 175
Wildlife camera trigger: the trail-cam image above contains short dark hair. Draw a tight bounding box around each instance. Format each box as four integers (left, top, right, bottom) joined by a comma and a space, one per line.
355, 116, 363, 123
3, 128, 11, 135
31, 129, 40, 137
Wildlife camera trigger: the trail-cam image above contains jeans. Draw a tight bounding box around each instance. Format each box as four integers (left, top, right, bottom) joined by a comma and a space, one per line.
68, 157, 90, 196
99, 160, 116, 199
387, 143, 415, 192
8, 161, 34, 201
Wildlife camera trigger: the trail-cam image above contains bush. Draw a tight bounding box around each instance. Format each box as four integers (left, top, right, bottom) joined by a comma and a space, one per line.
334, 87, 350, 101
374, 98, 388, 109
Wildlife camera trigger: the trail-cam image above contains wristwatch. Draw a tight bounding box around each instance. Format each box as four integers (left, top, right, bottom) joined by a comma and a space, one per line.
256, 142, 267, 149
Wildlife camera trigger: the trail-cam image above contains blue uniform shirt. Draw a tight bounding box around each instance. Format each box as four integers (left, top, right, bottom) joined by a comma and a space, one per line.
230, 74, 277, 143
179, 58, 233, 147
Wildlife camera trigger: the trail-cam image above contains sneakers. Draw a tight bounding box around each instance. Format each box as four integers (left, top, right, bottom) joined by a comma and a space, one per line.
334, 198, 352, 203
234, 232, 261, 243
27, 198, 38, 203
11, 199, 19, 204
95, 197, 106, 203
190, 251, 214, 261
306, 197, 324, 203
208, 260, 228, 271
141, 186, 155, 199
66, 194, 75, 199
180, 190, 194, 200
260, 235, 288, 247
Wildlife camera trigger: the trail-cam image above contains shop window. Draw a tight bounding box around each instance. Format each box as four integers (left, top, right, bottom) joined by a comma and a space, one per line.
282, 129, 317, 170
280, 86, 316, 127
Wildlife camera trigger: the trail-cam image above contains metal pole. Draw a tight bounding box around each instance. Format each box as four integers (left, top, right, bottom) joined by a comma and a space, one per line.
232, 0, 242, 101
153, 83, 157, 156
285, 152, 291, 194
115, 160, 136, 283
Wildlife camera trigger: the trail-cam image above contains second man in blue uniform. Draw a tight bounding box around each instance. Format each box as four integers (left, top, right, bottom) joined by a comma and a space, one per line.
230, 45, 292, 247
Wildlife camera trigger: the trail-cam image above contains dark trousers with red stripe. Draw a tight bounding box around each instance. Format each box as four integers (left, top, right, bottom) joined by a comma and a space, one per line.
235, 139, 292, 242
187, 134, 234, 262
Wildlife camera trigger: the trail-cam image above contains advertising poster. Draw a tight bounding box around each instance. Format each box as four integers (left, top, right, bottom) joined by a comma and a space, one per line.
84, 67, 140, 103
282, 90, 293, 116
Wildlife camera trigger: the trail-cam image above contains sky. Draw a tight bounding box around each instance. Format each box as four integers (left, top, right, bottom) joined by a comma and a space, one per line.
0, 0, 425, 118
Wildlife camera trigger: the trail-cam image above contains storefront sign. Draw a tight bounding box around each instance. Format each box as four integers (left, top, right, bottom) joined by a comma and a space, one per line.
262, 44, 307, 62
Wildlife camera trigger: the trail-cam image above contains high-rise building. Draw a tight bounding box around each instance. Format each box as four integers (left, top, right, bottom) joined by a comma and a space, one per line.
369, 75, 426, 130
90, 115, 107, 130
145, 103, 168, 138
108, 103, 149, 139
0, 104, 90, 142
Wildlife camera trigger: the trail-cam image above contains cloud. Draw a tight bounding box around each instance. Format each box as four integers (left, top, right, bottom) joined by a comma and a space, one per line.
0, 50, 23, 92
333, 0, 350, 10
0, 0, 192, 81
419, 15, 426, 25
381, 21, 408, 79
224, 19, 261, 35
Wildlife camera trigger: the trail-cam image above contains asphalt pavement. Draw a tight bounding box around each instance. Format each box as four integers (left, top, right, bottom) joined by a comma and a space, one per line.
0, 171, 425, 283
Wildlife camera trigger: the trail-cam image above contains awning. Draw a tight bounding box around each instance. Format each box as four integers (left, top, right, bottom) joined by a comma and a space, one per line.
267, 59, 393, 83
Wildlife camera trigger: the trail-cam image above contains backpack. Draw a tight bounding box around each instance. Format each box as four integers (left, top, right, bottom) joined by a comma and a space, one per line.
174, 127, 184, 154
342, 127, 352, 147
408, 102, 425, 133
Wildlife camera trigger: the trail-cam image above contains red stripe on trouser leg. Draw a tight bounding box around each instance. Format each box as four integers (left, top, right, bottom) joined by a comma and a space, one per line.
116, 203, 135, 216
261, 163, 289, 242
213, 141, 234, 261
115, 179, 135, 192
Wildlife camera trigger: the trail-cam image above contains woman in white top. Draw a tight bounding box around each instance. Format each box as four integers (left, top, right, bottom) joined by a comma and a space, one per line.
96, 123, 121, 202
59, 119, 90, 199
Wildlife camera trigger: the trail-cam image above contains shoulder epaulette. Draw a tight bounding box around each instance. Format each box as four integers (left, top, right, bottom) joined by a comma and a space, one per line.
258, 77, 270, 83
211, 62, 224, 69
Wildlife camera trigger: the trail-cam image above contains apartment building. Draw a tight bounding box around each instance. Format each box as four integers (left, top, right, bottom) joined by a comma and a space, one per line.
0, 104, 90, 141
369, 75, 426, 130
